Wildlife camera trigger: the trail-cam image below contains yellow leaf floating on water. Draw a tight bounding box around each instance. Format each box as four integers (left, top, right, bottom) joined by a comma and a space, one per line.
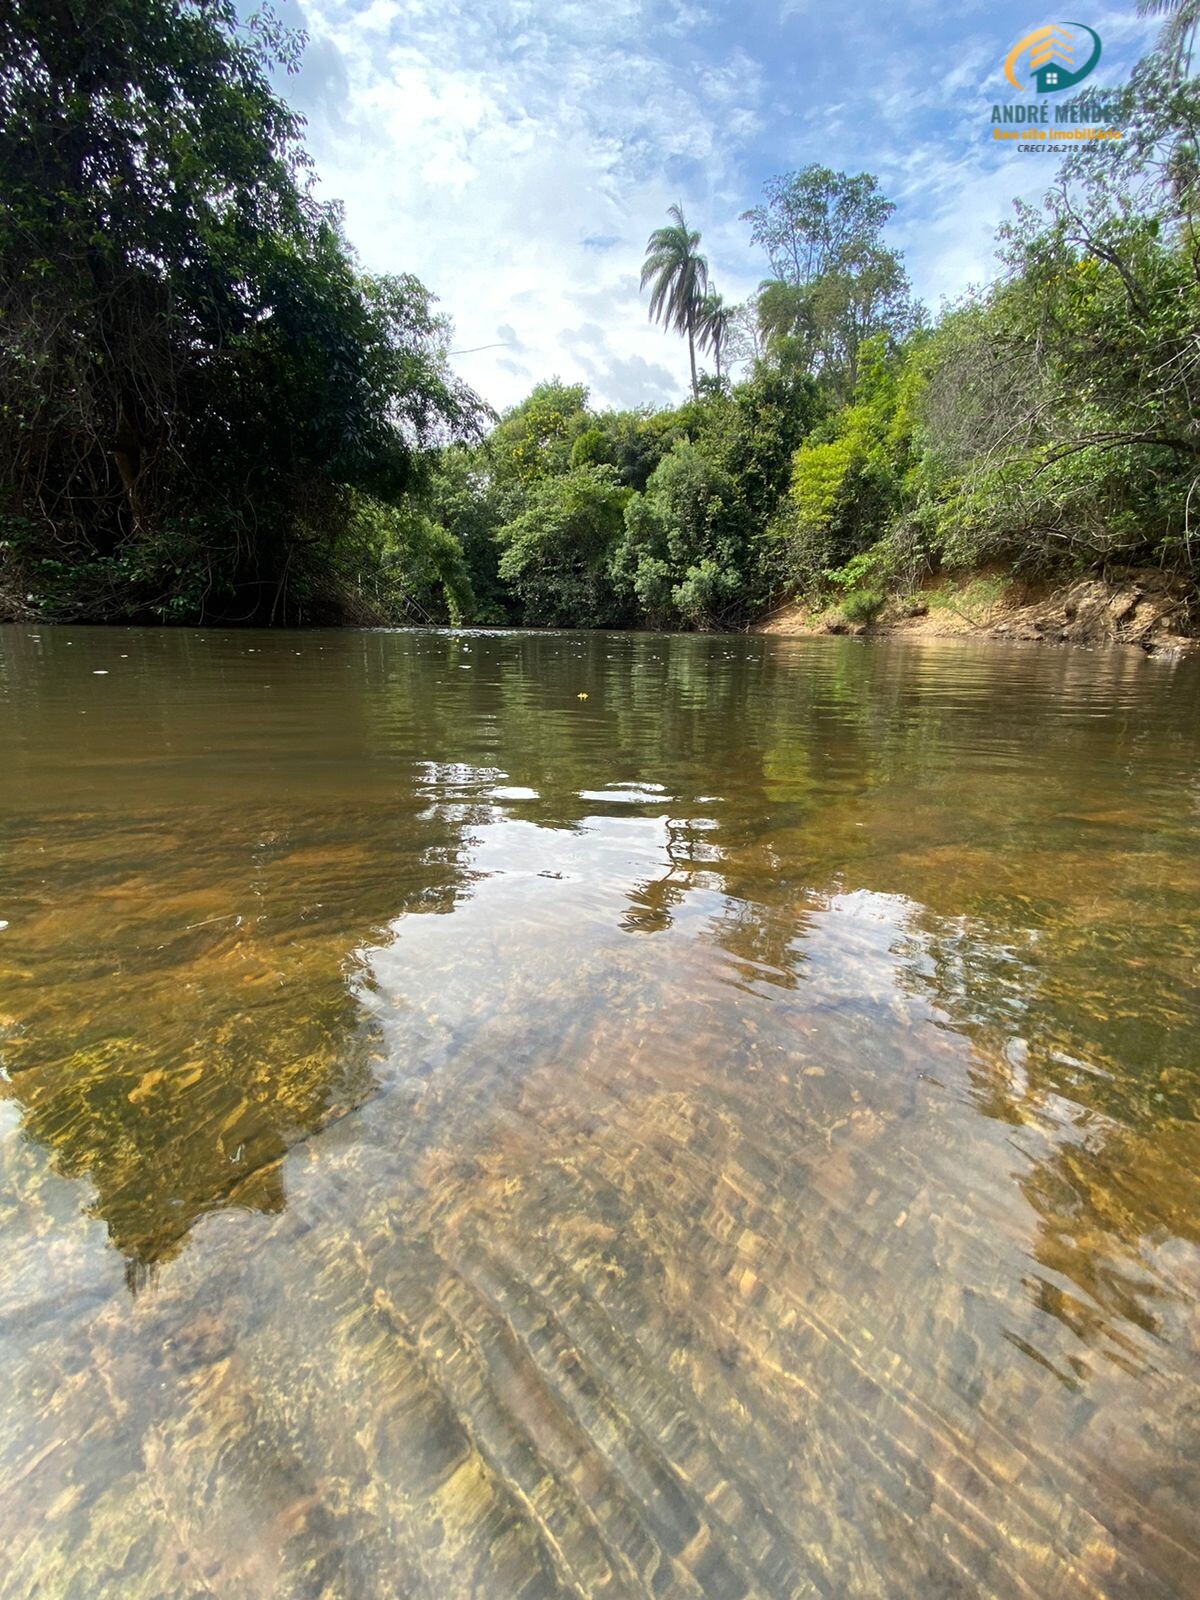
576, 691, 588, 700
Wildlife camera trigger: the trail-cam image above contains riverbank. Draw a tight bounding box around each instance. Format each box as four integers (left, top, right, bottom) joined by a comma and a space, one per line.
756, 567, 1200, 655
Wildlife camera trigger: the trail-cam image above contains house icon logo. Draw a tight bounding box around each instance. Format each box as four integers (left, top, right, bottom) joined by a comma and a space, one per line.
1004, 23, 1102, 92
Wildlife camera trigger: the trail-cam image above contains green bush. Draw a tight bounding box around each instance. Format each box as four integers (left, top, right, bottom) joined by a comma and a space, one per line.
839, 588, 885, 624
496, 466, 629, 626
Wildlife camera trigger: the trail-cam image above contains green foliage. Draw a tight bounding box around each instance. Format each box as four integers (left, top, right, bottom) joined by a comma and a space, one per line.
906, 59, 1200, 581
4, 511, 230, 621
838, 588, 885, 624
0, 0, 484, 624
609, 440, 744, 628
823, 547, 889, 593
744, 167, 919, 400
423, 446, 509, 622
696, 292, 734, 381
496, 466, 629, 626
488, 382, 590, 490
606, 370, 823, 629
342, 495, 475, 625
777, 335, 922, 595
571, 408, 681, 491
672, 557, 742, 627
742, 168, 896, 286
427, 358, 820, 633
924, 575, 1006, 623
410, 61, 1200, 631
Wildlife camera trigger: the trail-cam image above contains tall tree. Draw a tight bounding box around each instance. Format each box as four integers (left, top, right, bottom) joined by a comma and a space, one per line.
741, 168, 895, 289
0, 0, 482, 623
640, 204, 709, 399
744, 168, 916, 399
756, 279, 811, 354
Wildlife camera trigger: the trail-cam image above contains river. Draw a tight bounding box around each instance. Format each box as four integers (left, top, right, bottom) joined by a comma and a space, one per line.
1, 625, 1198, 1598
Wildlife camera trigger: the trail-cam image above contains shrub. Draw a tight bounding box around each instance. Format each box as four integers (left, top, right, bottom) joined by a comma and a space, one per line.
839, 587, 885, 624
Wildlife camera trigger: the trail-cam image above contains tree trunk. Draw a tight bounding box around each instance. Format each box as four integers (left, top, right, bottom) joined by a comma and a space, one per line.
687, 314, 699, 399
114, 402, 146, 538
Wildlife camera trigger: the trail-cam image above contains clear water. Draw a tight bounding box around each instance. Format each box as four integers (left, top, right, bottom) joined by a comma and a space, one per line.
1, 625, 1198, 1598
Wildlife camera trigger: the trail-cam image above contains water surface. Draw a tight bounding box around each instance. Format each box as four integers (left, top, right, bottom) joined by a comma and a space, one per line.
1, 626, 1199, 1598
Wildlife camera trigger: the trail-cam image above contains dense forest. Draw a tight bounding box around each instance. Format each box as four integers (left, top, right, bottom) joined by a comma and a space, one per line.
1, 0, 1198, 628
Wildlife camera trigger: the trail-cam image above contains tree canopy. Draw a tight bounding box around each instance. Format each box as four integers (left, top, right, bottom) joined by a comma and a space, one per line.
0, 0, 485, 623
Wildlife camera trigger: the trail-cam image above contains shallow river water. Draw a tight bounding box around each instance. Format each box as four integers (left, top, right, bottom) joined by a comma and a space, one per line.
1, 625, 1199, 1599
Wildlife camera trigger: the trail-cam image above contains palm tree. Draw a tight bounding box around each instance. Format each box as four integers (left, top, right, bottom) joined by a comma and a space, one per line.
640, 204, 708, 399
1138, 0, 1199, 78
697, 291, 733, 382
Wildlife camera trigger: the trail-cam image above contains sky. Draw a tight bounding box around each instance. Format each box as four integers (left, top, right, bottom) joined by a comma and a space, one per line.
276, 0, 1160, 414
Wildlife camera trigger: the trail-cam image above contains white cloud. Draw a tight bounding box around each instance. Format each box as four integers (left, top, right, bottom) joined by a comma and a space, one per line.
289, 0, 768, 412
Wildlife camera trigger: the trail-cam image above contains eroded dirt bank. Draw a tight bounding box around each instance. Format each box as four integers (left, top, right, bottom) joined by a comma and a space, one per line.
757, 568, 1199, 654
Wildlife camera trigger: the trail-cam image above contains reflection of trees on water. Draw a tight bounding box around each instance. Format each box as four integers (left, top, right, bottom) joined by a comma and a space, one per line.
0, 797, 481, 1272
702, 892, 810, 990
620, 819, 719, 933
1, 625, 1197, 1295
888, 891, 1200, 1376
388, 626, 1200, 1389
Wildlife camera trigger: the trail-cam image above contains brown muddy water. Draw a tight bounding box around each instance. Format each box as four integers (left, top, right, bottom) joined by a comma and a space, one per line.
1, 625, 1199, 1600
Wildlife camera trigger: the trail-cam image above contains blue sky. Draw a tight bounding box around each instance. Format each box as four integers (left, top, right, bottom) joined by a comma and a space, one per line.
280, 0, 1159, 411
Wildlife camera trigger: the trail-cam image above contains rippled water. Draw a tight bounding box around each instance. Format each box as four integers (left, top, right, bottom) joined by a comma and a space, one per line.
1, 625, 1199, 1599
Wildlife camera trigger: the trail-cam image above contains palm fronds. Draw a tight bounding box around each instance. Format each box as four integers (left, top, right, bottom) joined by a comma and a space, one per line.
640, 204, 709, 395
